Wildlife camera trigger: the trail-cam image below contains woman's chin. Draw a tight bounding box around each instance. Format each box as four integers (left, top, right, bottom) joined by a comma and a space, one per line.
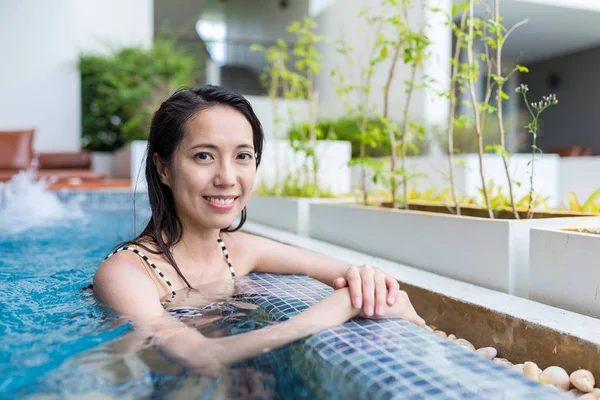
210, 214, 243, 230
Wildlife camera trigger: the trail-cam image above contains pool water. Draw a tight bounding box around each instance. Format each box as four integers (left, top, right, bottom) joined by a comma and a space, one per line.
0, 208, 321, 399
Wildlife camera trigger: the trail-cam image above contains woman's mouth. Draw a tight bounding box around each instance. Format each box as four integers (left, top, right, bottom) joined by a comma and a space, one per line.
203, 196, 238, 210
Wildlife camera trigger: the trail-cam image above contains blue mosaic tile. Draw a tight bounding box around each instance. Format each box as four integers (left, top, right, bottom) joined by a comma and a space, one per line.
244, 273, 571, 400
55, 190, 150, 212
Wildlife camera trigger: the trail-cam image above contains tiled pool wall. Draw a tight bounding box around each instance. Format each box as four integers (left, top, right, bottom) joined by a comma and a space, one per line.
55, 190, 150, 211
54, 191, 571, 399
244, 273, 568, 400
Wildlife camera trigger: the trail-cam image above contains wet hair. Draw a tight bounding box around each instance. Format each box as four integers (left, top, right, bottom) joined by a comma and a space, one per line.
127, 85, 264, 288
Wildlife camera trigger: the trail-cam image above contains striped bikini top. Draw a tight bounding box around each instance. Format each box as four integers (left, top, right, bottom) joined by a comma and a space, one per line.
105, 236, 235, 302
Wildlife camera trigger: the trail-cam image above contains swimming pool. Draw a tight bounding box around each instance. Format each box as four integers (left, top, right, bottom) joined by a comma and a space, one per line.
0, 191, 571, 399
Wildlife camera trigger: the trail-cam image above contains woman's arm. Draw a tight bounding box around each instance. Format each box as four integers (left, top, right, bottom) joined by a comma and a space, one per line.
231, 232, 407, 319
162, 288, 359, 373
93, 253, 360, 376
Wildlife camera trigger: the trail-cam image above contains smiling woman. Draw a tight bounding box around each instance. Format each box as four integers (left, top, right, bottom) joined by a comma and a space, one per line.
92, 85, 424, 382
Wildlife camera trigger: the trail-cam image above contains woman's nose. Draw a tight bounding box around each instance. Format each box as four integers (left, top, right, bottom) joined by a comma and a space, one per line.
213, 161, 236, 187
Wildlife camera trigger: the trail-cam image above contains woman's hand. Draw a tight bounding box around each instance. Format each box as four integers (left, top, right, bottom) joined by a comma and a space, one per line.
359, 289, 426, 327
333, 264, 422, 321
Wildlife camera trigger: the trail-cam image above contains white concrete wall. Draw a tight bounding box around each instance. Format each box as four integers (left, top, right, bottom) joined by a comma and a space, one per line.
521, 45, 600, 154
0, 1, 79, 152
0, 0, 153, 153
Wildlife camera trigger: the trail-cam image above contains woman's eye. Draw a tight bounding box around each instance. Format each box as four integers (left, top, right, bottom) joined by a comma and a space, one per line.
238, 153, 253, 160
194, 152, 213, 161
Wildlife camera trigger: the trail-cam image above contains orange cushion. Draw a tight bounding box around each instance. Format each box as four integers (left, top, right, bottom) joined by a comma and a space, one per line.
0, 129, 34, 169
37, 152, 92, 170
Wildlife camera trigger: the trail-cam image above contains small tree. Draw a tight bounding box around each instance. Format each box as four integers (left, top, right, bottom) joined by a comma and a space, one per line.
515, 84, 558, 218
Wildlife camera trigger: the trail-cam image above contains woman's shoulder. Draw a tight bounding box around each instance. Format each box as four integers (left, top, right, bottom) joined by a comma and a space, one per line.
93, 244, 163, 313
94, 245, 151, 283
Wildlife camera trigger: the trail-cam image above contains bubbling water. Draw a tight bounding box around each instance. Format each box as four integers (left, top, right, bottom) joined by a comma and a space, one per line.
0, 169, 84, 234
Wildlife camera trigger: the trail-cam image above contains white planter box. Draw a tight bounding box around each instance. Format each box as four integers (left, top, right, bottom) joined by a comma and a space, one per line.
309, 203, 600, 297
530, 227, 600, 318
558, 157, 600, 206
91, 151, 115, 178
247, 196, 353, 236
351, 154, 560, 207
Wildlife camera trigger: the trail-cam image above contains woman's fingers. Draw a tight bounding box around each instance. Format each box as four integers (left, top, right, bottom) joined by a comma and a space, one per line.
345, 266, 363, 309
333, 277, 347, 289
385, 275, 400, 306
374, 269, 387, 317
398, 290, 426, 327
360, 265, 375, 316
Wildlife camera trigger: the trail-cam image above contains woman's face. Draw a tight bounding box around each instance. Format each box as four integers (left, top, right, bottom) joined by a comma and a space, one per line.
156, 105, 256, 230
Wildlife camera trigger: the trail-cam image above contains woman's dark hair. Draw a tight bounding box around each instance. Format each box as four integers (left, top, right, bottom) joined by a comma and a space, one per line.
128, 85, 264, 288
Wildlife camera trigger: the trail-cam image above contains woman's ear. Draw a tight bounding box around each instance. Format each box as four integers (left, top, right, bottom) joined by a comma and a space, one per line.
153, 153, 170, 187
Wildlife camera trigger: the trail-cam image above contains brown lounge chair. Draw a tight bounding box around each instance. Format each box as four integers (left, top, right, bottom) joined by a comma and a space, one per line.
547, 145, 594, 157
0, 129, 105, 182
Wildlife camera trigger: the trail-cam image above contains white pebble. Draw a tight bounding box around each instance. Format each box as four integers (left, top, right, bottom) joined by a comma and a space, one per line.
523, 362, 541, 381
570, 370, 596, 393
447, 334, 457, 342
434, 330, 448, 338
540, 366, 570, 391
476, 347, 497, 359
455, 338, 475, 351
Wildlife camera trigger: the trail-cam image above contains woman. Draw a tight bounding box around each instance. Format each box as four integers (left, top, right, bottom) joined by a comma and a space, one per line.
93, 85, 425, 376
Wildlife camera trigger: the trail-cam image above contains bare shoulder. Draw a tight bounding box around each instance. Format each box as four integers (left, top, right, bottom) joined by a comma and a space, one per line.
93, 249, 163, 318
219, 231, 289, 274
94, 248, 150, 284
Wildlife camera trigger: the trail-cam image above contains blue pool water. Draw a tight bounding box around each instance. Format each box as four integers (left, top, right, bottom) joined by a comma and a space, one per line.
0, 192, 572, 399
0, 205, 328, 399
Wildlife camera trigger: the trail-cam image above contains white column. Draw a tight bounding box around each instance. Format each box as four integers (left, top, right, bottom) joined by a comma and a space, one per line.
423, 0, 453, 156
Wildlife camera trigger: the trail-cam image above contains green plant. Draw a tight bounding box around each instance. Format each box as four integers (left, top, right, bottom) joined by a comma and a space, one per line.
253, 172, 335, 198
561, 189, 600, 213
515, 83, 558, 218
470, 179, 550, 211
79, 39, 197, 152
289, 118, 398, 157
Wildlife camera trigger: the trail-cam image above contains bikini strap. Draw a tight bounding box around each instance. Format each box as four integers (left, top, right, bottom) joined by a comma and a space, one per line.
105, 245, 177, 299
217, 236, 236, 277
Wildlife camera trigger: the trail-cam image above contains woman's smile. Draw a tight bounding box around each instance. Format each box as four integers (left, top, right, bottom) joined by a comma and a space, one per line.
203, 195, 238, 211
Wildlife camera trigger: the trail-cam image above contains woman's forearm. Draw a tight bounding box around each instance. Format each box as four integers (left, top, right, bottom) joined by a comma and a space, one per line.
207, 287, 358, 365
147, 288, 358, 375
